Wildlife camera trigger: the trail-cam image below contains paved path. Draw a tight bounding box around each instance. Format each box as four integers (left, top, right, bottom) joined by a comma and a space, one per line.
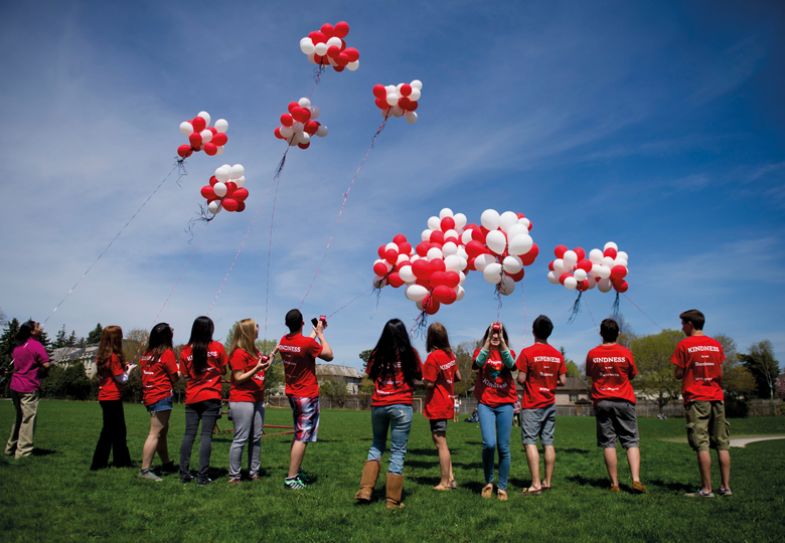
729, 435, 785, 448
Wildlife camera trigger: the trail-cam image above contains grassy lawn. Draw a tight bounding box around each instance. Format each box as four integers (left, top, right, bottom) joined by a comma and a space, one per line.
1, 400, 784, 543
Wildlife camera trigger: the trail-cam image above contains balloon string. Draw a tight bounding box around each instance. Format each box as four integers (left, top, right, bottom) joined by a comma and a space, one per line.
622, 293, 663, 330
263, 147, 291, 335
298, 117, 389, 307
495, 287, 503, 322
44, 160, 185, 323
208, 210, 259, 314
152, 220, 206, 325
327, 290, 370, 319
568, 292, 583, 323
585, 300, 599, 327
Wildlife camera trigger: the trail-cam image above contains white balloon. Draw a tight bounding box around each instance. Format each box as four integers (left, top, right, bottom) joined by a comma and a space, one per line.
213, 182, 227, 198
298, 97, 311, 108
197, 111, 211, 125
214, 119, 229, 133
518, 217, 531, 230
563, 250, 578, 266
326, 36, 342, 49
427, 216, 440, 230
409, 87, 421, 101
498, 275, 516, 295
385, 85, 396, 93
404, 111, 418, 124
459, 257, 468, 271
445, 254, 463, 271
442, 242, 458, 256
617, 251, 629, 261
292, 121, 305, 133
386, 93, 399, 106
439, 208, 454, 219
486, 230, 507, 255
453, 212, 467, 230
456, 286, 465, 301
602, 256, 615, 267
310, 106, 320, 119
474, 253, 495, 272
216, 146, 225, 155
426, 247, 443, 260
553, 258, 565, 272
391, 106, 404, 117
589, 249, 604, 263
574, 269, 588, 281
399, 265, 416, 284
396, 254, 410, 265
299, 132, 311, 144
604, 241, 618, 251
179, 121, 194, 135
461, 230, 474, 244
200, 129, 213, 143
300, 37, 315, 55
499, 211, 518, 232
347, 60, 360, 71
483, 263, 503, 285
564, 276, 578, 290
421, 228, 432, 242
316, 124, 328, 137
547, 270, 559, 284
405, 284, 429, 302
280, 125, 294, 139
502, 255, 523, 274
598, 278, 613, 293
385, 242, 398, 252
480, 209, 501, 231
207, 200, 221, 214
411, 79, 423, 90
235, 175, 246, 187
506, 224, 527, 239
215, 165, 231, 182
444, 229, 459, 241
314, 42, 328, 56
508, 234, 533, 256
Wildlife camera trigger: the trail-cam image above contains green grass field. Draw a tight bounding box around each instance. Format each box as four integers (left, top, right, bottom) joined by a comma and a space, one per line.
1, 400, 784, 543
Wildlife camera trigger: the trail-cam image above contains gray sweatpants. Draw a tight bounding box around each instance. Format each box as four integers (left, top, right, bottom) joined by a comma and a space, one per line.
228, 401, 265, 478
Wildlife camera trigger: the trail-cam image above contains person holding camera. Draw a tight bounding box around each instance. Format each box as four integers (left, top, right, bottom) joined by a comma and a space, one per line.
277, 309, 333, 490
5, 320, 50, 459
472, 322, 517, 501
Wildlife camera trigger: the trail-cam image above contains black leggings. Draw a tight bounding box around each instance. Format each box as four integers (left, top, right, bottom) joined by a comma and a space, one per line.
179, 399, 221, 478
91, 400, 132, 469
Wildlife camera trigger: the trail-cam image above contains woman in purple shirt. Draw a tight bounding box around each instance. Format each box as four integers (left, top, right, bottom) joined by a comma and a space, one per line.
4, 320, 50, 459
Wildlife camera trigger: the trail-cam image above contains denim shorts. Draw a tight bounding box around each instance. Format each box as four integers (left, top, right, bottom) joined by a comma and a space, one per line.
429, 419, 448, 434
521, 404, 556, 445
146, 396, 173, 414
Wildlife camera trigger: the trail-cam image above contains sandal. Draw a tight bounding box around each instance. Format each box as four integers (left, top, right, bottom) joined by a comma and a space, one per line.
522, 486, 543, 496
481, 483, 494, 499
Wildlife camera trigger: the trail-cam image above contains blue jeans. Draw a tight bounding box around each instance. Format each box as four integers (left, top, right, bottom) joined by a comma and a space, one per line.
367, 404, 413, 474
478, 402, 513, 490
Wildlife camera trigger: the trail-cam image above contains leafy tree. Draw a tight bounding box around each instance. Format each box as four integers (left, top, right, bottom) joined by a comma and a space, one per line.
358, 376, 375, 394
40, 363, 92, 400
454, 341, 477, 397
715, 334, 755, 399
87, 324, 103, 344
630, 329, 683, 416
559, 347, 582, 377
739, 340, 780, 400
359, 349, 372, 366
321, 377, 348, 407
0, 318, 21, 394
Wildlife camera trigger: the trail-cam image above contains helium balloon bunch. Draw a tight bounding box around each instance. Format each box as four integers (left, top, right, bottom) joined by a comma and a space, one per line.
546, 242, 629, 293
298, 21, 360, 72
177, 111, 229, 159
466, 209, 539, 296
200, 164, 249, 216
372, 80, 422, 124
274, 97, 328, 150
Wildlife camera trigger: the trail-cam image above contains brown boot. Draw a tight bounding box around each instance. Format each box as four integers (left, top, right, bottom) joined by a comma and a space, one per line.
354, 460, 380, 502
385, 473, 405, 509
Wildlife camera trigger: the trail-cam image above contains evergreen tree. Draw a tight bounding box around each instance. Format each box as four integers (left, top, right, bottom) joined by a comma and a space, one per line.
53, 325, 67, 349
86, 323, 103, 345
66, 330, 78, 347
0, 318, 21, 392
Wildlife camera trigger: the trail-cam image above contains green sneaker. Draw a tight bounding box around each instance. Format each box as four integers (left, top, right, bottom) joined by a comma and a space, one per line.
284, 475, 307, 490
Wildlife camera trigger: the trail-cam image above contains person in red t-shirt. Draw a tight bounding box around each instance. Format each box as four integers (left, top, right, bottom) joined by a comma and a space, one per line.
354, 318, 422, 509
277, 309, 333, 490
671, 309, 731, 498
516, 315, 566, 494
178, 316, 227, 485
585, 319, 645, 493
472, 322, 517, 501
423, 322, 462, 491
91, 326, 135, 470
137, 323, 180, 481
227, 318, 274, 484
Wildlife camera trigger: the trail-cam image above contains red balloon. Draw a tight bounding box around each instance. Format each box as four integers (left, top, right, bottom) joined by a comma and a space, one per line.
274, 127, 283, 139
393, 233, 407, 244
466, 257, 476, 271
422, 295, 440, 315
611, 265, 627, 280
310, 31, 327, 43
412, 259, 431, 279
288, 102, 300, 114
527, 220, 533, 231
554, 245, 568, 258
574, 247, 586, 261
334, 21, 350, 38
470, 227, 484, 242
521, 244, 539, 266
398, 242, 412, 255
209, 176, 218, 186
444, 271, 460, 288
430, 271, 447, 286
375, 98, 389, 111
377, 245, 386, 259
433, 285, 456, 305
225, 181, 237, 192
212, 132, 227, 146
236, 201, 246, 212
604, 247, 618, 259
191, 116, 206, 132
398, 97, 413, 111
373, 261, 389, 277
333, 65, 345, 73
177, 144, 192, 158
320, 23, 334, 37
429, 259, 446, 273
400, 83, 412, 97
429, 230, 445, 244
559, 272, 571, 285
298, 142, 310, 149
466, 240, 485, 258
222, 198, 239, 212
548, 261, 554, 271
440, 216, 455, 232
203, 142, 218, 156
343, 47, 359, 61
577, 259, 593, 273
305, 120, 319, 135
281, 113, 293, 127
372, 84, 386, 99
337, 52, 350, 65
326, 45, 340, 58
416, 242, 430, 257
507, 269, 525, 281
189, 132, 202, 148
388, 272, 404, 288
233, 188, 249, 201
200, 186, 215, 200
292, 107, 311, 123
384, 248, 398, 265
407, 101, 418, 111
577, 279, 590, 292
445, 237, 460, 246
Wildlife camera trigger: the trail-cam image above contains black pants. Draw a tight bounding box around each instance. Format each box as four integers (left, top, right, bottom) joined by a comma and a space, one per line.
180, 400, 221, 479
91, 400, 132, 469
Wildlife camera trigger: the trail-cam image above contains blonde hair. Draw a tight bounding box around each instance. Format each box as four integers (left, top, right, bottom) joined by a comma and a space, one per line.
228, 319, 259, 357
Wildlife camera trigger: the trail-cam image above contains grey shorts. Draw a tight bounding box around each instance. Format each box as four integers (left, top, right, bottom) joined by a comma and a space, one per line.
595, 400, 639, 449
429, 419, 448, 434
521, 404, 556, 445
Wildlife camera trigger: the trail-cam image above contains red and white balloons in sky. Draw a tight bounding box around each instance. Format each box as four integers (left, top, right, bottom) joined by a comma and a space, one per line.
200, 164, 249, 216
177, 111, 229, 159
299, 21, 360, 72
372, 80, 422, 124
274, 97, 328, 150
547, 242, 629, 293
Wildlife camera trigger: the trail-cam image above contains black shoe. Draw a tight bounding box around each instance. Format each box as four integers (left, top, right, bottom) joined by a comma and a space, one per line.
180, 472, 193, 483
160, 461, 177, 474
197, 476, 213, 485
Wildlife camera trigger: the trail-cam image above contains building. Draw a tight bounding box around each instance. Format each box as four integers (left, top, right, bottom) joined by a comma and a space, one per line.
51, 345, 99, 377
554, 376, 591, 405
316, 363, 363, 394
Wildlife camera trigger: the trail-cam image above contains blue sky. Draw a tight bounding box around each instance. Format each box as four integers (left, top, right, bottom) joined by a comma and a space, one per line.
1, 0, 783, 368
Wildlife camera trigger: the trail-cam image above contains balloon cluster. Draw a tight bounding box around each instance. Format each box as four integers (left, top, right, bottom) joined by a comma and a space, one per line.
298, 21, 360, 72
274, 97, 328, 149
372, 80, 422, 124
200, 164, 249, 216
546, 242, 629, 293
177, 111, 229, 159
373, 208, 539, 315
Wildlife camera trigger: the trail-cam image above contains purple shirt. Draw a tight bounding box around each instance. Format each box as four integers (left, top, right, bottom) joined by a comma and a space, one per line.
10, 338, 49, 394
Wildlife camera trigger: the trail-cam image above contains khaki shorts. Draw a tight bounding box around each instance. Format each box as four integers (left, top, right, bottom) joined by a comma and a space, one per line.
685, 401, 730, 451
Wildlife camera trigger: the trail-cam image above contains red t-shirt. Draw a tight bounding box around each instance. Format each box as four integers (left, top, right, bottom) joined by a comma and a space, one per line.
472, 348, 517, 407
367, 348, 423, 407
585, 344, 638, 404
423, 349, 458, 420
229, 348, 266, 403
516, 343, 566, 409
97, 353, 125, 401
179, 341, 228, 404
139, 348, 179, 406
279, 333, 323, 398
671, 335, 725, 403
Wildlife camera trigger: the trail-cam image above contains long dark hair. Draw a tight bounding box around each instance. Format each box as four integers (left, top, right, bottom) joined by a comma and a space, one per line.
426, 322, 452, 355
97, 326, 124, 369
187, 316, 214, 374
368, 319, 419, 386
144, 323, 174, 364
14, 320, 36, 348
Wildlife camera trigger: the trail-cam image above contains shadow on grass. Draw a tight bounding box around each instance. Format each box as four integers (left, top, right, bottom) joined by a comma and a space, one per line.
406, 459, 439, 469
410, 475, 440, 487
454, 461, 484, 469
566, 475, 610, 489
559, 447, 591, 455
462, 480, 489, 494
32, 448, 57, 456
647, 479, 694, 493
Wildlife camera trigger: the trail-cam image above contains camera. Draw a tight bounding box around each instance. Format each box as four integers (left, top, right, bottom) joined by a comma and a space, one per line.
311, 315, 328, 328
492, 322, 501, 333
